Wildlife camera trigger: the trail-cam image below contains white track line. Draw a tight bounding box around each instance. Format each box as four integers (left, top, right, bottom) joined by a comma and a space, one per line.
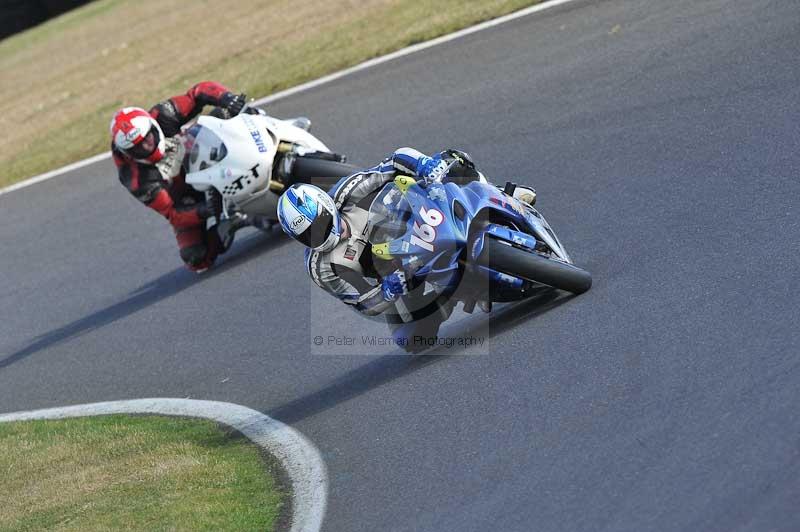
0, 153, 109, 196
0, 398, 327, 532
0, 0, 581, 197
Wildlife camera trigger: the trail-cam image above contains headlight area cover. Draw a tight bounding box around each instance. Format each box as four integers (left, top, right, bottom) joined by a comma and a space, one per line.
182, 124, 228, 173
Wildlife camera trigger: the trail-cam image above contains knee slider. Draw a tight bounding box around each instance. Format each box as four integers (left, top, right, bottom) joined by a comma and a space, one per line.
180, 244, 208, 267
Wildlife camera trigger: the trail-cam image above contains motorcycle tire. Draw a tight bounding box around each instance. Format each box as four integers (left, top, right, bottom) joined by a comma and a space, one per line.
290, 156, 362, 189
478, 237, 592, 294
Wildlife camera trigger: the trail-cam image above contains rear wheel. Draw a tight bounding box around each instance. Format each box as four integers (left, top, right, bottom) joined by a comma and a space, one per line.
290, 156, 362, 189
478, 237, 592, 294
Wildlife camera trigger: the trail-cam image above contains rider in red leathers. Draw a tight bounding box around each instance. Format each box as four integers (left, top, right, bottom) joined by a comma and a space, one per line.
110, 81, 248, 272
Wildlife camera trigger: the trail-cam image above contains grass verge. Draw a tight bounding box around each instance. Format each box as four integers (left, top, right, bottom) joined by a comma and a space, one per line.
0, 0, 542, 188
0, 415, 284, 531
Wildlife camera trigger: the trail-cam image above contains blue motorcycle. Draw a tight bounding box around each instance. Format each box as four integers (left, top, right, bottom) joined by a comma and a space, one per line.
367, 175, 591, 351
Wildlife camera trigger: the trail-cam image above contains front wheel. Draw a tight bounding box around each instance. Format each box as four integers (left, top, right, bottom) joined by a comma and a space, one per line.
290, 156, 362, 189
478, 237, 592, 294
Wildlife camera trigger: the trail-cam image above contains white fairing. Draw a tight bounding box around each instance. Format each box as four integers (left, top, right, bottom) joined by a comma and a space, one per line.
183, 112, 331, 218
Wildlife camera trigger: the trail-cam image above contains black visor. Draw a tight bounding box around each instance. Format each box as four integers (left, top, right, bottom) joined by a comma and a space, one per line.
126, 126, 159, 159
296, 208, 334, 249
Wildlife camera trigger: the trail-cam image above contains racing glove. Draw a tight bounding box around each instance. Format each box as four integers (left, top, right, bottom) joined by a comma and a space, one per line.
220, 92, 247, 116
381, 270, 409, 302
417, 149, 476, 184
416, 154, 450, 185
441, 149, 475, 170
196, 204, 212, 220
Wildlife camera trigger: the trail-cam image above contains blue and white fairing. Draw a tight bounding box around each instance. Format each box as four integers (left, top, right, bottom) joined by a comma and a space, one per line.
367, 176, 573, 301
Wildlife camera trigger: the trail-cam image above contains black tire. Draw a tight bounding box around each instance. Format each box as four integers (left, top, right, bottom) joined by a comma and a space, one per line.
478, 237, 592, 294
291, 156, 362, 189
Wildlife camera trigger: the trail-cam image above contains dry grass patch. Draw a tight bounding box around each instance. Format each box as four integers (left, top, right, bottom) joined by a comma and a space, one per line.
0, 415, 283, 531
0, 0, 541, 187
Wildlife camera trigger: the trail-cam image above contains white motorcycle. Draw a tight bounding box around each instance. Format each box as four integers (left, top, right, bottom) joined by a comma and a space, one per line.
180, 106, 360, 229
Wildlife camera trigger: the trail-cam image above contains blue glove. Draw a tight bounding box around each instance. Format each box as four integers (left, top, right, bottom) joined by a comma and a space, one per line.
381, 271, 409, 302
416, 154, 450, 184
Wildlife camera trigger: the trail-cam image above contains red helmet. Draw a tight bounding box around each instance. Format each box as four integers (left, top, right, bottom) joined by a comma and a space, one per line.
110, 107, 166, 163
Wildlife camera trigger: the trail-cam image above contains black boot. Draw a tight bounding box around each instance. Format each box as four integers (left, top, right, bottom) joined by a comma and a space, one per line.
216, 212, 250, 251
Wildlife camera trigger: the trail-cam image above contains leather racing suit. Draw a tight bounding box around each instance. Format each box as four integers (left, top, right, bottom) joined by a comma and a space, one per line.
113, 81, 243, 271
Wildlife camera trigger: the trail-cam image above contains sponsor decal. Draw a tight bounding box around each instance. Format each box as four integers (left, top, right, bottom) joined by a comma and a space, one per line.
250, 129, 268, 153
512, 234, 528, 246
222, 164, 260, 196
427, 185, 447, 202
123, 128, 141, 143
241, 115, 269, 153
335, 176, 361, 208
426, 159, 449, 182
344, 246, 357, 260
290, 215, 307, 230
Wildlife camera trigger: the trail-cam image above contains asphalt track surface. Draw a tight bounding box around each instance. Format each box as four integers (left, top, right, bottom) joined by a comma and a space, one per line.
2, 0, 799, 530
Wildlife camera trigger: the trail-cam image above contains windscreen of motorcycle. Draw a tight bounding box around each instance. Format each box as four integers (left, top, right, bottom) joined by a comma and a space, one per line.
181, 124, 228, 174
367, 183, 413, 245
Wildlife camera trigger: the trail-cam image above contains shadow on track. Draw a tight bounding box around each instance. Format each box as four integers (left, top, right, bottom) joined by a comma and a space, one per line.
0, 229, 289, 371
268, 290, 573, 425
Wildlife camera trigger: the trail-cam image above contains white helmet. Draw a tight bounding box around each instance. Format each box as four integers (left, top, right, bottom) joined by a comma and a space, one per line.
278, 184, 342, 251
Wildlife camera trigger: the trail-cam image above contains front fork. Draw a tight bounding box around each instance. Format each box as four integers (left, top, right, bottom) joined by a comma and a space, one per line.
467, 223, 538, 292
470, 223, 538, 261
274, 143, 348, 193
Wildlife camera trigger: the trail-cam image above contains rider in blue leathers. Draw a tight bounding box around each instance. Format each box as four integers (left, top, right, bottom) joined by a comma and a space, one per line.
277, 147, 537, 351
